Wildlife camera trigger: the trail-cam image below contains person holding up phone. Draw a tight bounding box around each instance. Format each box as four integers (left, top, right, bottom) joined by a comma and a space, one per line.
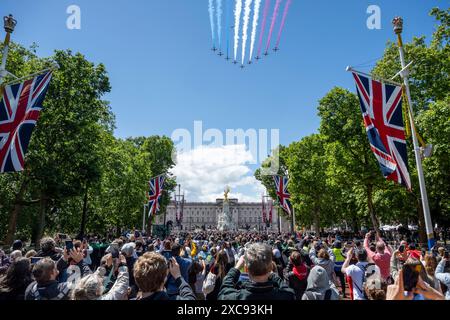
71, 254, 129, 300
364, 231, 392, 282
386, 261, 444, 300
133, 253, 195, 300
435, 252, 450, 300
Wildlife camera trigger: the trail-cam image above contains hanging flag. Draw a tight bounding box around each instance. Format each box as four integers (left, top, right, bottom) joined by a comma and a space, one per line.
0, 71, 53, 173
352, 72, 411, 189
268, 198, 273, 224
147, 175, 165, 218
262, 195, 267, 223
273, 175, 292, 215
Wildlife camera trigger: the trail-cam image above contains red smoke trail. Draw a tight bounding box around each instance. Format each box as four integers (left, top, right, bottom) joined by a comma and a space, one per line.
256, 0, 271, 58
275, 0, 292, 48
264, 0, 282, 54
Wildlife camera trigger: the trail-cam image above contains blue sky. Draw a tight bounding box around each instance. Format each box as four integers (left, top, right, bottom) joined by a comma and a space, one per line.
2, 0, 444, 201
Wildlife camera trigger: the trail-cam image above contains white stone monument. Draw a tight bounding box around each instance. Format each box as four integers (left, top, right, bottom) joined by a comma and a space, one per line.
217, 186, 235, 231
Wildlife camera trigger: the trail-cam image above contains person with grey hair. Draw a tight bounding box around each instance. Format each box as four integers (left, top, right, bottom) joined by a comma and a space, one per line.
36, 237, 62, 261
218, 243, 295, 300
71, 254, 129, 300
9, 250, 22, 263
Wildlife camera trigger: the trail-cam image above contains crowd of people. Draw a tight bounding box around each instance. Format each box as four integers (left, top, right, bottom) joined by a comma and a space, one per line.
0, 229, 449, 301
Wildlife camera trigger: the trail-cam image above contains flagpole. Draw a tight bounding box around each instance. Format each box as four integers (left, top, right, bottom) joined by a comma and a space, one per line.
0, 15, 17, 85
392, 17, 434, 249
142, 203, 147, 233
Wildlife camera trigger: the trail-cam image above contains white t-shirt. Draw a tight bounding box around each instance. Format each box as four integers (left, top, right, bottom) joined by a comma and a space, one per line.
345, 262, 380, 300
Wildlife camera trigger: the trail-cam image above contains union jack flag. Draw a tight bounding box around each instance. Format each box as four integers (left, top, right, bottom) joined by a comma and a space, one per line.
147, 175, 165, 218
0, 71, 52, 173
273, 175, 292, 215
352, 72, 411, 189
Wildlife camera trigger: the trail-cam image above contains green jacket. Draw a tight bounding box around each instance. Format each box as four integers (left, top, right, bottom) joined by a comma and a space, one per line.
218, 268, 296, 300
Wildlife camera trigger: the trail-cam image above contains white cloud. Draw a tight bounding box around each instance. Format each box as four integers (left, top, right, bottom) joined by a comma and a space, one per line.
172, 145, 265, 202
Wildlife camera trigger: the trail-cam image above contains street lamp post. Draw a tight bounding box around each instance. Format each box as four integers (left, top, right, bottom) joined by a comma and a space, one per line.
392, 17, 434, 249
0, 14, 17, 85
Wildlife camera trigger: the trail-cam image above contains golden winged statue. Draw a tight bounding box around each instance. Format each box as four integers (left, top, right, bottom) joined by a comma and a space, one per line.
224, 186, 230, 202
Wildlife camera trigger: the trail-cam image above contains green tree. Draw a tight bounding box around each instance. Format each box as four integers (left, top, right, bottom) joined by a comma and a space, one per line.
284, 134, 334, 234
317, 87, 387, 234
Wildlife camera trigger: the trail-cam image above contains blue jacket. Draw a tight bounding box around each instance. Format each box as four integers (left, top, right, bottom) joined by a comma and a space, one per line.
166, 256, 192, 296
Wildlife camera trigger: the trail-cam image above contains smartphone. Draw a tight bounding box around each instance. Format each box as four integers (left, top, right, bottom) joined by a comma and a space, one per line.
65, 240, 74, 251
31, 257, 43, 264
402, 263, 421, 292
399, 245, 405, 253
444, 251, 449, 259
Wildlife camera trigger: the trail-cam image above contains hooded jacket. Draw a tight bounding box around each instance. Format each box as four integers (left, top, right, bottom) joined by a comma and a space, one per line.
284, 261, 309, 300
302, 266, 340, 301
309, 249, 336, 283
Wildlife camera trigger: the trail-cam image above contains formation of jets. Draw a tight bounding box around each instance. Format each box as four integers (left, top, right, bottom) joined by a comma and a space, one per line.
210, 25, 281, 69
211, 46, 280, 70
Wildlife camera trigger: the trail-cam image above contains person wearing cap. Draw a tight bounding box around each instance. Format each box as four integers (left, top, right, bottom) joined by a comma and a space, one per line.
341, 247, 380, 300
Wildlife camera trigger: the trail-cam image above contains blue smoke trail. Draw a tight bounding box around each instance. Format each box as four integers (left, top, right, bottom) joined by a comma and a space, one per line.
209, 0, 216, 48
225, 0, 230, 58
217, 0, 223, 51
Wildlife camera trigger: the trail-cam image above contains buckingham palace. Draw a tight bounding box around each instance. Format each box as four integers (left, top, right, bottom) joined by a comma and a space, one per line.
154, 198, 291, 232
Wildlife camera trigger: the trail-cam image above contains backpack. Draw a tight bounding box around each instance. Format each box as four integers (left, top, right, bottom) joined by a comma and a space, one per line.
352, 263, 375, 300
202, 271, 217, 295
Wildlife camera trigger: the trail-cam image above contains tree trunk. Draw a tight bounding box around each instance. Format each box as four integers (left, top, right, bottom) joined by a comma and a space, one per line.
77, 183, 89, 240
352, 214, 359, 233
313, 205, 320, 235
4, 178, 28, 245
416, 198, 427, 246
34, 194, 48, 246
367, 184, 380, 234
146, 214, 153, 236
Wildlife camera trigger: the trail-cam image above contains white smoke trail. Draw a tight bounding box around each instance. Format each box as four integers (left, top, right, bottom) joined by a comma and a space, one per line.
233, 0, 243, 61
248, 0, 262, 62
216, 0, 223, 50
209, 0, 216, 48
241, 0, 253, 65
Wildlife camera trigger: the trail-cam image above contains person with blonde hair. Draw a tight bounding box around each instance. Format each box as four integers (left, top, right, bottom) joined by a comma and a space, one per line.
423, 253, 442, 292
